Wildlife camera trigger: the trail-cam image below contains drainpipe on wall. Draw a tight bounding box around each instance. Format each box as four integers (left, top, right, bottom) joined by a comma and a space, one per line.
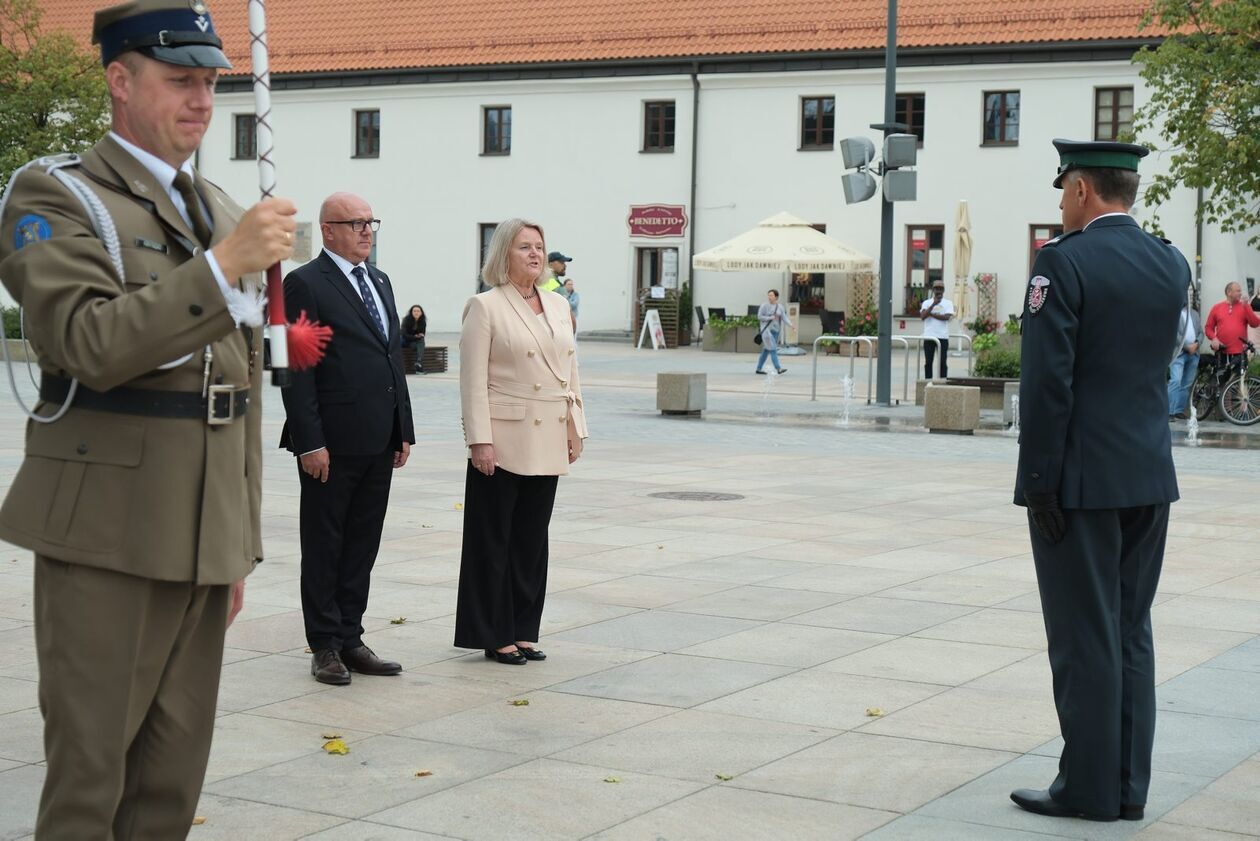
1194, 186, 1204, 310
688, 62, 700, 318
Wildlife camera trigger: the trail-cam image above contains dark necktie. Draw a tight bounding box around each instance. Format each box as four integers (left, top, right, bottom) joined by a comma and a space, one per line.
172, 171, 213, 248
352, 266, 386, 338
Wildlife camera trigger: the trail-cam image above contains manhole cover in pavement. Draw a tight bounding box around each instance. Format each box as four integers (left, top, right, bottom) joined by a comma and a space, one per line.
648, 491, 745, 502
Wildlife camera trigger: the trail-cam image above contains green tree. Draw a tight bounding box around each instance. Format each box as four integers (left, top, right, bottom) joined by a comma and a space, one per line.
0, 0, 109, 186
1133, 0, 1260, 246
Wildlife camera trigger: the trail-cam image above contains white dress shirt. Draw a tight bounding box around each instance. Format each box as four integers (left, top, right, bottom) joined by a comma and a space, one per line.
321, 247, 387, 328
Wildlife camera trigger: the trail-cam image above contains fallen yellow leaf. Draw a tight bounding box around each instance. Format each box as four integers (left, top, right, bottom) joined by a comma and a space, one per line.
454, 502, 464, 510
603, 776, 621, 784
421, 524, 434, 529
865, 707, 885, 717
414, 769, 434, 778
390, 617, 407, 625
191, 816, 207, 826
715, 773, 733, 781
322, 738, 350, 755
509, 699, 530, 706
304, 646, 313, 653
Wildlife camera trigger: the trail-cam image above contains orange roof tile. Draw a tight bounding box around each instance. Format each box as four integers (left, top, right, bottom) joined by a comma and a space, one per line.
37, 1, 1158, 76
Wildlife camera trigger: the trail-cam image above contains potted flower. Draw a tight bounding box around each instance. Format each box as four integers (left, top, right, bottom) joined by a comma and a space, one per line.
839, 304, 879, 356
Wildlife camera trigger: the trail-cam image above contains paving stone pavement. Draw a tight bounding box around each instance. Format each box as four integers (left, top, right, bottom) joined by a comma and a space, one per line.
0, 337, 1256, 840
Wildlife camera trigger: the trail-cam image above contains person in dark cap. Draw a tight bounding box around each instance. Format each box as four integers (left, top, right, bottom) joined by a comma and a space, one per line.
0, 0, 296, 836
1010, 139, 1188, 823
543, 249, 570, 293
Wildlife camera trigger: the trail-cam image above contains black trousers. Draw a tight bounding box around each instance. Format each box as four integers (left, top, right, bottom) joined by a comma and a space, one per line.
923, 337, 949, 378
1030, 503, 1169, 816
298, 450, 394, 651
454, 463, 558, 649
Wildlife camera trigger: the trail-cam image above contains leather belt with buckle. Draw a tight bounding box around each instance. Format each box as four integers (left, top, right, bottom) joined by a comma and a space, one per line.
40, 375, 249, 425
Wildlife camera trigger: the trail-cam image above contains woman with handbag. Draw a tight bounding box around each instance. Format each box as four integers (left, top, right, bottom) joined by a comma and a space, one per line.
755, 288, 791, 374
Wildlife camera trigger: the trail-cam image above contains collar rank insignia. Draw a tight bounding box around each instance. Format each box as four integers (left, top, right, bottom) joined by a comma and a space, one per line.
1027, 275, 1050, 315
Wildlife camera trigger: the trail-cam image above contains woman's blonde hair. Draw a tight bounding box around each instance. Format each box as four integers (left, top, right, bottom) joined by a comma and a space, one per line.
481, 218, 546, 287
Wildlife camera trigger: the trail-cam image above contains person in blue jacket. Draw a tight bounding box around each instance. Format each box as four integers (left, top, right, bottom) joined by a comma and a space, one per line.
1010, 139, 1189, 824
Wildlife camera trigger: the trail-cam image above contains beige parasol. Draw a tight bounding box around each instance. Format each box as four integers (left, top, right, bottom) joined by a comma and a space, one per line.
953, 201, 973, 323
691, 212, 873, 273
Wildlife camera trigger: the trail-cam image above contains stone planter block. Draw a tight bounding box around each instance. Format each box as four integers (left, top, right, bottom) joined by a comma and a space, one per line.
735, 325, 761, 354
924, 384, 980, 434
3, 338, 36, 363
1004, 381, 1020, 425
914, 378, 947, 406
701, 329, 736, 353
657, 372, 706, 416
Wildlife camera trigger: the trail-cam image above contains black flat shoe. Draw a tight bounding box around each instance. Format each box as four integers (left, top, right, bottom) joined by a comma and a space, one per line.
1010, 789, 1118, 822
777, 368, 787, 374
484, 648, 527, 665
755, 370, 766, 375
517, 647, 546, 661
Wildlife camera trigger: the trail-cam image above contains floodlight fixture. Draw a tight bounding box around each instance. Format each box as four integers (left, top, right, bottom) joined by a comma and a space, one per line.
840, 136, 876, 171
842, 171, 879, 205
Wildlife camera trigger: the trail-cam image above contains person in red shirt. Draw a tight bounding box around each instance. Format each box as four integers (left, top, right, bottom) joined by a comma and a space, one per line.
1204, 281, 1260, 355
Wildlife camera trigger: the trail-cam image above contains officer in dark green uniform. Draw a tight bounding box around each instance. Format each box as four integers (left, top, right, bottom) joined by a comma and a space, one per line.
1010, 139, 1188, 823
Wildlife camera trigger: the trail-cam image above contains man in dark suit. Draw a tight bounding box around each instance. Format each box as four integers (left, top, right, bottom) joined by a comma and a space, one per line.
280, 191, 415, 685
1011, 140, 1188, 823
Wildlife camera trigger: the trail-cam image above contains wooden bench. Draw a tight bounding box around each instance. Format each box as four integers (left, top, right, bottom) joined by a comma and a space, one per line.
402, 345, 448, 374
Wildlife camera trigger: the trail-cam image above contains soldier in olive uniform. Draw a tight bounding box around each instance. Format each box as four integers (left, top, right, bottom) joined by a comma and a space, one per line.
0, 1, 296, 836
1010, 140, 1188, 823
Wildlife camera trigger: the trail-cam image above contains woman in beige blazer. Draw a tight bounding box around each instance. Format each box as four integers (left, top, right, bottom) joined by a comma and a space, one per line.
455, 218, 589, 664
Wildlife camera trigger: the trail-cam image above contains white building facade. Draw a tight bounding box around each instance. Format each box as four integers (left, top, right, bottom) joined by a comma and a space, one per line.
202, 43, 1258, 336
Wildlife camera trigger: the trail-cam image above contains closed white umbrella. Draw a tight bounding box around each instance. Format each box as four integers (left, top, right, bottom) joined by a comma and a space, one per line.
953, 201, 973, 323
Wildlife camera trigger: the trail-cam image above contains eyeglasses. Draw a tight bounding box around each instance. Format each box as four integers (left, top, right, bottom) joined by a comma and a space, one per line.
325, 219, 381, 232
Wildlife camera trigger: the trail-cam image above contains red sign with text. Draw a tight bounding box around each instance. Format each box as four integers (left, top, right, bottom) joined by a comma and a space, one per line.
628, 204, 688, 238
911, 238, 927, 250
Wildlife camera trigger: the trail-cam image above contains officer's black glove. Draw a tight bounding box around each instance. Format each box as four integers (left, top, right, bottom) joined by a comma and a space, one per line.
1025, 492, 1066, 545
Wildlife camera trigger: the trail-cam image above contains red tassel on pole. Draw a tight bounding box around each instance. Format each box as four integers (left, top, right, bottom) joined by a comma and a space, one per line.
250, 0, 329, 385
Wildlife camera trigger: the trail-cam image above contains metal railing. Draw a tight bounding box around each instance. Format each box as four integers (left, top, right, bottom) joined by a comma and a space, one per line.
950, 332, 974, 375
890, 336, 940, 403
811, 336, 874, 402
811, 332, 979, 404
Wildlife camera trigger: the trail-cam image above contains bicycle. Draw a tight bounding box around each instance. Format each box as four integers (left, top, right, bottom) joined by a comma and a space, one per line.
1191, 341, 1260, 425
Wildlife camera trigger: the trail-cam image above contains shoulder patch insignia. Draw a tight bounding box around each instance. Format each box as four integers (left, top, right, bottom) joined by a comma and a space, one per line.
1027, 275, 1050, 315
13, 214, 51, 249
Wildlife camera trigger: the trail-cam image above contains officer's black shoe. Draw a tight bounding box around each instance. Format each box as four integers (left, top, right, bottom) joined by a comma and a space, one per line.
341, 644, 402, 676
311, 649, 351, 685
1010, 789, 1118, 822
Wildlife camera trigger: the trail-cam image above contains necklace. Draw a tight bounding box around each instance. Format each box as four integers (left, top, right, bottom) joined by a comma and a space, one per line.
515, 285, 538, 300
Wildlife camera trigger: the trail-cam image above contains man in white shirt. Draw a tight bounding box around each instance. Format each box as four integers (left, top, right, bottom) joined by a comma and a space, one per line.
1167, 289, 1202, 420
920, 279, 955, 378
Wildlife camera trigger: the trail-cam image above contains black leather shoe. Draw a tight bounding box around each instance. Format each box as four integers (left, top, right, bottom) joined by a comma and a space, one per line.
484, 648, 527, 665
1010, 789, 1117, 822
1120, 804, 1144, 821
341, 645, 402, 676
517, 646, 547, 661
311, 649, 351, 685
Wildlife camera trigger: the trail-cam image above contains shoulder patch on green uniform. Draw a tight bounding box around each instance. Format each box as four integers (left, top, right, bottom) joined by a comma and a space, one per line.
13, 214, 51, 249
